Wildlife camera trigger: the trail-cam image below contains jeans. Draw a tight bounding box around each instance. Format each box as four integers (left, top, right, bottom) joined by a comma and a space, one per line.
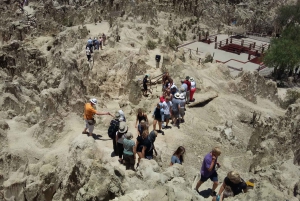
123, 154, 135, 170
117, 142, 124, 159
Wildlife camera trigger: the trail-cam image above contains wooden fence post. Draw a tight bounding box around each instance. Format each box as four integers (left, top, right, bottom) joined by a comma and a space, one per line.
248, 54, 251, 60
253, 42, 256, 48
196, 48, 198, 54
230, 38, 232, 43
215, 42, 217, 49
226, 39, 228, 44
198, 58, 201, 64
198, 34, 201, 42
241, 40, 244, 47
262, 46, 265, 54
249, 44, 252, 49
189, 49, 191, 56
215, 36, 217, 42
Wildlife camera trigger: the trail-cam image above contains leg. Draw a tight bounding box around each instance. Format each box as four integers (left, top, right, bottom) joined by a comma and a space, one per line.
113, 138, 118, 155
186, 91, 190, 104
117, 143, 124, 162
212, 181, 219, 192
130, 155, 135, 171
195, 180, 204, 191
166, 116, 169, 127
124, 154, 130, 170
137, 152, 143, 167
161, 113, 165, 128
153, 119, 157, 131
158, 121, 162, 130
88, 124, 94, 136
211, 171, 219, 194
83, 121, 88, 133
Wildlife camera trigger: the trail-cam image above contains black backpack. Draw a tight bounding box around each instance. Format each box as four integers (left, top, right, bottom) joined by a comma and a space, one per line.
108, 119, 119, 139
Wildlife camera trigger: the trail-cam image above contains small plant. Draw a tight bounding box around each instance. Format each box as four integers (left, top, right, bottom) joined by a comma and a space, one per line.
146, 40, 157, 50
280, 90, 300, 109
158, 38, 162, 44
182, 31, 186, 41
179, 24, 183, 30
165, 36, 179, 50
183, 26, 187, 31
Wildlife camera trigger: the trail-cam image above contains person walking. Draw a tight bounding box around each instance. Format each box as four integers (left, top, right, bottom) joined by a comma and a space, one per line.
170, 146, 185, 166
195, 147, 222, 196
171, 93, 181, 127
118, 109, 126, 122
87, 37, 93, 53
116, 122, 128, 164
179, 94, 186, 123
159, 97, 166, 129
123, 132, 136, 171
162, 96, 172, 129
86, 47, 91, 61
189, 77, 196, 102
108, 112, 121, 155
82, 98, 112, 137
102, 33, 106, 46
143, 74, 150, 96
152, 103, 162, 132
213, 171, 247, 201
135, 130, 149, 167
135, 108, 148, 129
184, 76, 191, 104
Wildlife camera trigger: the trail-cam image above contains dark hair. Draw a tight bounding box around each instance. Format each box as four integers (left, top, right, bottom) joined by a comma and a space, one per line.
173, 146, 185, 162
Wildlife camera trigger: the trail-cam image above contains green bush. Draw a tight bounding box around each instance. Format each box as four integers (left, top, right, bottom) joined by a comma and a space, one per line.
280, 90, 300, 109
146, 40, 157, 50
158, 38, 162, 44
165, 36, 179, 50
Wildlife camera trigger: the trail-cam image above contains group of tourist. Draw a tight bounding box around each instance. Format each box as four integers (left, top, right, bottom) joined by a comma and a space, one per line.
85, 34, 106, 61
82, 70, 250, 200
143, 72, 197, 129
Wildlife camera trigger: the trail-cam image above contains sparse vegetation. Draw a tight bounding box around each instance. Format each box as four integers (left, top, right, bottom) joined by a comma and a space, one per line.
146, 40, 157, 50
280, 90, 300, 109
165, 36, 179, 50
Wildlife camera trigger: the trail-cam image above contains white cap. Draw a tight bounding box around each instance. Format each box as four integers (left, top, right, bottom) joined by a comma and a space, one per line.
90, 98, 97, 104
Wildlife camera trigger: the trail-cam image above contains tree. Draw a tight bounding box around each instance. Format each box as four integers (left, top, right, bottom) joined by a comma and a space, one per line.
263, 1, 300, 80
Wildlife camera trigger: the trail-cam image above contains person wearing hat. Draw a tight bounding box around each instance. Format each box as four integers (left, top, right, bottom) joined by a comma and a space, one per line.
116, 122, 128, 164
184, 76, 191, 104
152, 103, 162, 132
108, 112, 121, 155
118, 109, 126, 122
171, 92, 181, 127
213, 171, 247, 201
189, 77, 196, 102
83, 98, 112, 137
123, 132, 136, 170
179, 86, 186, 100
179, 93, 186, 122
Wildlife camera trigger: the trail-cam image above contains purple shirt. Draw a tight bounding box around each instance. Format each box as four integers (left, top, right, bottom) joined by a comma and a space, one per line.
200, 152, 217, 177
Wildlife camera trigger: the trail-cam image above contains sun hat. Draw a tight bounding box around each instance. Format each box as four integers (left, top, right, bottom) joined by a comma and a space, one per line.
174, 92, 180, 99
179, 94, 185, 99
189, 77, 194, 82
118, 122, 128, 133
180, 87, 185, 92
90, 98, 97, 104
185, 76, 190, 80
227, 171, 242, 184
125, 132, 133, 139
115, 112, 121, 119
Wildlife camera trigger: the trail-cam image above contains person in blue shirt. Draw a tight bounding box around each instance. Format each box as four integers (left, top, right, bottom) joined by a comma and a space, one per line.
170, 146, 185, 166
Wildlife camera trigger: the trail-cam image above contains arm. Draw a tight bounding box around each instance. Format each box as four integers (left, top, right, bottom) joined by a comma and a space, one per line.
135, 115, 138, 128
116, 133, 119, 142
217, 182, 225, 197
153, 145, 157, 156
207, 156, 216, 172
96, 111, 111, 116
144, 114, 149, 123
142, 146, 147, 158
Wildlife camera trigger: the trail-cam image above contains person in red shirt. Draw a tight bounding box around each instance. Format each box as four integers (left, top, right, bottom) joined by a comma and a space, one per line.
184, 76, 191, 104
83, 98, 113, 137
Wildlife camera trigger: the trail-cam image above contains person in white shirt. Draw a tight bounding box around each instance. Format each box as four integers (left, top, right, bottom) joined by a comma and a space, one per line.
162, 96, 172, 128
189, 77, 196, 102
118, 110, 126, 122
86, 47, 91, 61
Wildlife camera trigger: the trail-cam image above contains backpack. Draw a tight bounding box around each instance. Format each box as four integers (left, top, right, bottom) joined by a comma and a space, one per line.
108, 119, 119, 139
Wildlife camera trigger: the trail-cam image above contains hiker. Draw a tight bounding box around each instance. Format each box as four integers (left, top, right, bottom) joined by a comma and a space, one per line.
162, 96, 172, 129
142, 130, 157, 160
179, 94, 186, 123
138, 120, 148, 136
143, 74, 150, 96
86, 47, 91, 61
184, 76, 191, 104
152, 103, 162, 132
170, 85, 178, 96
102, 33, 106, 46
171, 93, 181, 127
87, 37, 93, 53
123, 132, 136, 171
162, 72, 170, 91
213, 171, 247, 201
118, 110, 126, 122
108, 112, 121, 155
82, 98, 112, 137
170, 146, 185, 166
190, 77, 196, 102
116, 122, 128, 164
195, 147, 222, 196
135, 108, 148, 129
179, 86, 186, 100
135, 130, 149, 167
159, 97, 166, 129
93, 37, 100, 50
164, 88, 171, 99
99, 37, 103, 50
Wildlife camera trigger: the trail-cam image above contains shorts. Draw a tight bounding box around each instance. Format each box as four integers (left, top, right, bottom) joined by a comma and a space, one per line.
164, 114, 171, 120
85, 120, 94, 133
200, 171, 218, 182
143, 84, 147, 90
179, 107, 185, 117
155, 117, 162, 122
172, 110, 179, 118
